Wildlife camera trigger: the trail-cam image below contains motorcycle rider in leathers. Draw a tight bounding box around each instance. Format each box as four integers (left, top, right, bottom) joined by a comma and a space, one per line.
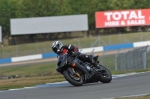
52, 41, 99, 80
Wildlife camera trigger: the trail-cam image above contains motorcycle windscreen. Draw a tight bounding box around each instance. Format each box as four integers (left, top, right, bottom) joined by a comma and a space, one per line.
57, 54, 67, 67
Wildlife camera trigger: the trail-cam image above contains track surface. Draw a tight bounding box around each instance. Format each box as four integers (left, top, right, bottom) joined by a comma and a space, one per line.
1, 72, 150, 99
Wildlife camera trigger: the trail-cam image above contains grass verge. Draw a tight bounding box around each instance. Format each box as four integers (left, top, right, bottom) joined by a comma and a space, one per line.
0, 61, 150, 90
0, 62, 57, 77
0, 75, 65, 90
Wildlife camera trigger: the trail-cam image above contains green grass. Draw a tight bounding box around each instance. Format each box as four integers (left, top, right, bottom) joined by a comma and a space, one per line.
0, 62, 64, 90
0, 62, 57, 77
0, 76, 65, 90
99, 54, 116, 71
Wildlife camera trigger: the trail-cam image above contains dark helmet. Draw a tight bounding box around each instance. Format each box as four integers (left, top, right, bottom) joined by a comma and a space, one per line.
52, 41, 63, 54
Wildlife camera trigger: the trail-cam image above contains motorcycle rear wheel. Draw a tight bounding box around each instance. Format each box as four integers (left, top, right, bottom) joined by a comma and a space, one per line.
98, 66, 112, 83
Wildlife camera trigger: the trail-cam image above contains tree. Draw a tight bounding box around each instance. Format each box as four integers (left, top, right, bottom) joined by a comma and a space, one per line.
108, 0, 134, 10
132, 0, 150, 9
0, 0, 19, 37
0, 0, 150, 43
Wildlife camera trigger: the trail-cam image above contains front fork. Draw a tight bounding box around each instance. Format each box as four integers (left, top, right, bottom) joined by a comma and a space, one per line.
68, 67, 76, 75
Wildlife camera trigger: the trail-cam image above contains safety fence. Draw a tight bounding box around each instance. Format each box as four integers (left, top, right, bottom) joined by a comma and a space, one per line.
1, 31, 150, 59
0, 46, 149, 74
0, 40, 150, 65
115, 46, 148, 71
98, 46, 150, 72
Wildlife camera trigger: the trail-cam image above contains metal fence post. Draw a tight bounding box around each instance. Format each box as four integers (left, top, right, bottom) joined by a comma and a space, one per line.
101, 51, 106, 66
115, 49, 121, 71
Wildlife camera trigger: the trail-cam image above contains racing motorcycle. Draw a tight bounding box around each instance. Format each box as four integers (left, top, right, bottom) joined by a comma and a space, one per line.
56, 51, 112, 86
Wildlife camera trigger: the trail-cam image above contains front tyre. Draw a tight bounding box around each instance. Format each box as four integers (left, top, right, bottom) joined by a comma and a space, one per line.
63, 69, 83, 86
99, 66, 112, 83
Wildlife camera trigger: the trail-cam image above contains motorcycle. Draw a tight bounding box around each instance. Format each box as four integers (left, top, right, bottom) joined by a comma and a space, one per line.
56, 51, 112, 86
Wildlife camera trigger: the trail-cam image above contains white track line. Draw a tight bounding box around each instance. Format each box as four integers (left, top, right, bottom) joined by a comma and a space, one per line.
105, 93, 150, 99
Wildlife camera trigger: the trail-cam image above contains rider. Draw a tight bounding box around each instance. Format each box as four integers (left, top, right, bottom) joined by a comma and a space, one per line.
51, 41, 99, 80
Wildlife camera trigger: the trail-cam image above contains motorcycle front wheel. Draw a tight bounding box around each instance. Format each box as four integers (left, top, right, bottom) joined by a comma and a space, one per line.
63, 69, 83, 86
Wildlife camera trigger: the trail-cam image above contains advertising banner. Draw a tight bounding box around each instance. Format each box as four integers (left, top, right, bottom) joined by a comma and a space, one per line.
95, 9, 150, 28
11, 14, 88, 35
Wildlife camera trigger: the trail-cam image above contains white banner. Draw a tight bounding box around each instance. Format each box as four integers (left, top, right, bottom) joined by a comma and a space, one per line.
11, 14, 88, 35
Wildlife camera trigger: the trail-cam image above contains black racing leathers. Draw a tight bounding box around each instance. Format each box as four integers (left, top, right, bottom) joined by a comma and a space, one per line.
58, 44, 97, 67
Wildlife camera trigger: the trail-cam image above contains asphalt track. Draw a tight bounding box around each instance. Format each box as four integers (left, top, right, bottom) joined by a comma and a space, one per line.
0, 72, 150, 99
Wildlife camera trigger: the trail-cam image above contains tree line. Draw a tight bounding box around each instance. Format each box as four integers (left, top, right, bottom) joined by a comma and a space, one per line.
0, 0, 150, 40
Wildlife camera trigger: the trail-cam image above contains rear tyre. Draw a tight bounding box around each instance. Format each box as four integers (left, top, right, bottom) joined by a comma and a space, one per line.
63, 69, 83, 86
99, 66, 112, 83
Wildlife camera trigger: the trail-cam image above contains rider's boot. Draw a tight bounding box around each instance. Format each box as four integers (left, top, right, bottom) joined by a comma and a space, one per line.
86, 55, 101, 71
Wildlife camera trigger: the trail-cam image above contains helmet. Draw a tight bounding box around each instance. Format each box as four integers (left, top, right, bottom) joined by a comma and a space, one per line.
52, 41, 63, 54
